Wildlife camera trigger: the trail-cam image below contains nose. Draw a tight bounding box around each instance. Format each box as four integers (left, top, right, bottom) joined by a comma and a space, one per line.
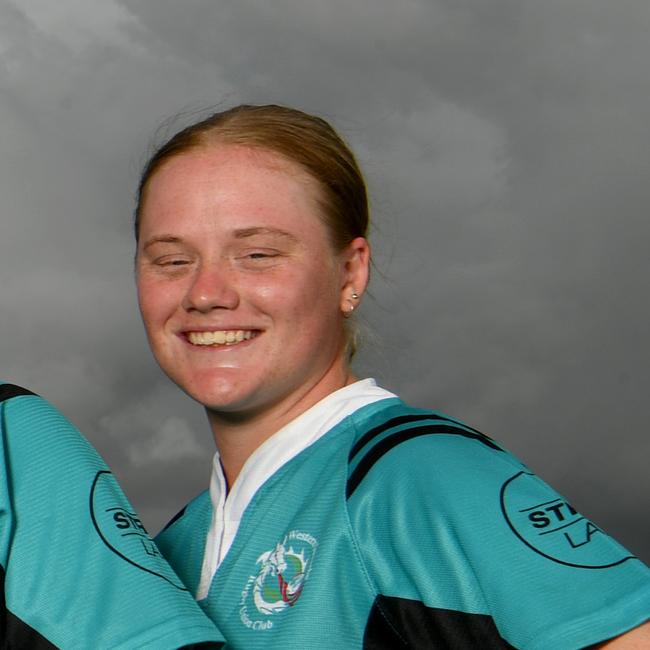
182, 261, 239, 313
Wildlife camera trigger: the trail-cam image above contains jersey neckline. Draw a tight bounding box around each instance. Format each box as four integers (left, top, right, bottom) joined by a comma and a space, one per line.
196, 378, 395, 599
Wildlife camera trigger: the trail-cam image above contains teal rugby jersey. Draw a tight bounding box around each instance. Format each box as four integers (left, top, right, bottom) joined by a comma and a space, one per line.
156, 395, 650, 649
0, 383, 225, 649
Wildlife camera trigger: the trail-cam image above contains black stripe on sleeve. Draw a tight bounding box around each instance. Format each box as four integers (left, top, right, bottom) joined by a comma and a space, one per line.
347, 423, 501, 499
0, 384, 36, 404
349, 414, 445, 461
363, 595, 515, 649
349, 413, 498, 463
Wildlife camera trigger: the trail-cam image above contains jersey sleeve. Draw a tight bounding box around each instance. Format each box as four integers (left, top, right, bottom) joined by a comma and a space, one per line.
0, 383, 226, 649
346, 407, 650, 649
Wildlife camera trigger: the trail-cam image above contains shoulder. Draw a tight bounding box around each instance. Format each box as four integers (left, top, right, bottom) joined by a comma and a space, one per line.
344, 399, 532, 619
344, 398, 528, 602
0, 381, 107, 479
1, 382, 47, 433
345, 397, 523, 503
0, 381, 93, 452
344, 398, 637, 567
344, 397, 650, 650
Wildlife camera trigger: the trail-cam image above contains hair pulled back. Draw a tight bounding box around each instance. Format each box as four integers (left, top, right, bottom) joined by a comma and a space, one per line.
135, 104, 369, 253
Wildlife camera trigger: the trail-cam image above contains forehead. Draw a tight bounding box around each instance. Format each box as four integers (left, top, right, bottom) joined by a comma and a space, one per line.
139, 145, 327, 240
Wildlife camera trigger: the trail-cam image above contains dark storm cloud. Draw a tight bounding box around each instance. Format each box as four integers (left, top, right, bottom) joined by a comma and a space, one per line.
2, 0, 648, 560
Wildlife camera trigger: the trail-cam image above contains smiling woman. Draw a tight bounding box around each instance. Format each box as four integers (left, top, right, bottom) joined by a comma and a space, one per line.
136, 144, 368, 484
135, 105, 650, 649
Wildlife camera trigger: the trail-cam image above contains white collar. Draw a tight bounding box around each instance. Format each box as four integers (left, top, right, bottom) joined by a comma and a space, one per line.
196, 378, 395, 599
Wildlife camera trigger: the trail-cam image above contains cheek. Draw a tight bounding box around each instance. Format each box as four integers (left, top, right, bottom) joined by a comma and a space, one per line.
136, 277, 154, 319
137, 277, 175, 332
250, 282, 278, 302
247, 272, 311, 312
284, 272, 342, 328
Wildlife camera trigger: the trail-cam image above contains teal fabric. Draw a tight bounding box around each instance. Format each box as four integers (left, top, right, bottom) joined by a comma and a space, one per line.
157, 397, 650, 649
0, 384, 225, 649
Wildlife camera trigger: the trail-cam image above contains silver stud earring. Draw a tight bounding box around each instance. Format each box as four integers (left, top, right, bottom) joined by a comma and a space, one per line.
344, 291, 359, 318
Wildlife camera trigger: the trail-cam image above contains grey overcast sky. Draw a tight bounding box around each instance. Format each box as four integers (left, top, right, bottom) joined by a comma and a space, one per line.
2, 0, 649, 561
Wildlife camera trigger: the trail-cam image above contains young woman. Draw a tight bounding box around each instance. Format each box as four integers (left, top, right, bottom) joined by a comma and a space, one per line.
134, 104, 650, 649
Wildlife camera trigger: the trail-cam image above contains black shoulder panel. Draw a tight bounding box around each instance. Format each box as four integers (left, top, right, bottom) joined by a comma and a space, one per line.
0, 384, 36, 404
363, 595, 515, 649
1, 567, 58, 649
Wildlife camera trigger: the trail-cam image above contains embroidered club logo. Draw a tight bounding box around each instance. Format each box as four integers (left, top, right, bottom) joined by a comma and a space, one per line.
240, 530, 317, 630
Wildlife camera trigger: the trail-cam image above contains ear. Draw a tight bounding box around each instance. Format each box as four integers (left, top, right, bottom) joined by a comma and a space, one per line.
339, 237, 370, 315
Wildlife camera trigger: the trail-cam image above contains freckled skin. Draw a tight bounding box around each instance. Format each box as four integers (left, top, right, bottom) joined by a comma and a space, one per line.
136, 145, 369, 466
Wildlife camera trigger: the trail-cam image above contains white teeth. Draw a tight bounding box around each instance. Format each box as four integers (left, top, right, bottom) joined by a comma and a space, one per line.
187, 330, 256, 346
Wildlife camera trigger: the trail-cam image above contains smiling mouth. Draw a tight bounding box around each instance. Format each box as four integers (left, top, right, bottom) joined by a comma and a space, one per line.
186, 330, 259, 346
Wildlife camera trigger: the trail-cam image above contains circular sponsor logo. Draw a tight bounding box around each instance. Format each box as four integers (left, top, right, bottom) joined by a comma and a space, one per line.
500, 471, 634, 569
90, 470, 187, 589
239, 530, 318, 631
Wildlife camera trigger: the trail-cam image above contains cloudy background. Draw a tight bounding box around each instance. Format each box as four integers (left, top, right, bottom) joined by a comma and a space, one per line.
2, 0, 648, 561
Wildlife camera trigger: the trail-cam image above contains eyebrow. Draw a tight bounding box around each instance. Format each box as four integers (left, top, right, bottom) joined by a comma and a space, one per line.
232, 227, 299, 243
141, 227, 299, 251
141, 235, 182, 251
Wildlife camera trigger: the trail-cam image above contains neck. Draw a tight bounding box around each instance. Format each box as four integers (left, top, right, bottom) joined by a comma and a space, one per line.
206, 364, 357, 489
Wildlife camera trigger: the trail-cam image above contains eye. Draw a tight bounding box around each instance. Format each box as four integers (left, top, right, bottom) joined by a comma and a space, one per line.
234, 247, 284, 269
240, 249, 281, 261
155, 256, 191, 266
236, 250, 284, 271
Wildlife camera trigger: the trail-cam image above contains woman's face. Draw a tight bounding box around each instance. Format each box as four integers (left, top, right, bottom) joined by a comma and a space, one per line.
136, 145, 367, 420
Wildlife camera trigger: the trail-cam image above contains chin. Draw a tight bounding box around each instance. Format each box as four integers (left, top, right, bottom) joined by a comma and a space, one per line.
174, 372, 256, 412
